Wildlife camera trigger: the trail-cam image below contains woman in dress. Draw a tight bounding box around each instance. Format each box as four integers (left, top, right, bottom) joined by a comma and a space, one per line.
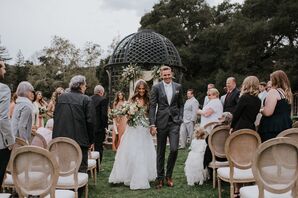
258, 70, 292, 142
112, 91, 127, 151
47, 87, 64, 118
109, 79, 157, 190
32, 91, 48, 128
230, 76, 261, 132
197, 88, 223, 134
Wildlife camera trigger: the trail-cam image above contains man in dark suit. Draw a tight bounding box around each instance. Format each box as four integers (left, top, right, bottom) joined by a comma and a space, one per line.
91, 85, 108, 170
149, 65, 183, 188
223, 77, 240, 114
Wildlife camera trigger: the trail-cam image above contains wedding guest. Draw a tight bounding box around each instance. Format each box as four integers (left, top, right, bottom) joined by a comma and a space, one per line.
266, 80, 272, 91
197, 88, 223, 133
12, 81, 35, 143
8, 92, 17, 119
53, 75, 94, 198
0, 60, 15, 186
91, 85, 108, 168
35, 118, 54, 144
220, 87, 227, 105
258, 70, 292, 142
203, 83, 215, 107
33, 91, 48, 128
223, 77, 240, 114
47, 87, 64, 118
112, 91, 127, 151
179, 89, 199, 149
230, 76, 261, 132
255, 82, 268, 127
184, 127, 208, 186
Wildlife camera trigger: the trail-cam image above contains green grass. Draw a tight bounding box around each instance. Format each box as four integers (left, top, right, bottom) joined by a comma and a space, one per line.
88, 148, 229, 198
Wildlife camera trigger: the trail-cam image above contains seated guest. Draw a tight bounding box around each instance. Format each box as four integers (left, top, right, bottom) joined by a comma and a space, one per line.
197, 88, 223, 133
230, 76, 261, 132
36, 118, 54, 144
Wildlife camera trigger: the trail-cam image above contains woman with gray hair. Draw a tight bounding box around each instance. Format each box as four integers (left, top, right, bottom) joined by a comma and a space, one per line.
11, 81, 35, 142
53, 75, 94, 197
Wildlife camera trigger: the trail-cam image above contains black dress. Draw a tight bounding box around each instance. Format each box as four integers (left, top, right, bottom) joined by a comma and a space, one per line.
231, 93, 261, 131
258, 89, 292, 142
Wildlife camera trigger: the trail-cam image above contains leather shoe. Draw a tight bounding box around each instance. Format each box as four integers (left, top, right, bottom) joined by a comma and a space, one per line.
166, 177, 174, 187
155, 179, 164, 189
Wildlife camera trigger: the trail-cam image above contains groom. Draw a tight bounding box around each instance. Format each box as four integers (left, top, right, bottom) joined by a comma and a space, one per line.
149, 65, 183, 188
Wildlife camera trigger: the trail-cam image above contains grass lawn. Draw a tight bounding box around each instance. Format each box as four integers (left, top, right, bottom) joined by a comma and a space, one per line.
88, 148, 230, 198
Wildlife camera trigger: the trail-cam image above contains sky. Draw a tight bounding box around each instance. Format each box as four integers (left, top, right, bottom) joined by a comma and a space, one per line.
0, 0, 243, 63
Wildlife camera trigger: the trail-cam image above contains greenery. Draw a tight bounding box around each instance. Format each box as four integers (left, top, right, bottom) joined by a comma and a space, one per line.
88, 148, 229, 198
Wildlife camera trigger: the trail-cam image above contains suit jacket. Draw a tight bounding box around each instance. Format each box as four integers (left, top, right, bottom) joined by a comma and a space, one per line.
183, 97, 199, 123
0, 83, 15, 149
223, 88, 240, 114
90, 95, 108, 133
149, 81, 183, 130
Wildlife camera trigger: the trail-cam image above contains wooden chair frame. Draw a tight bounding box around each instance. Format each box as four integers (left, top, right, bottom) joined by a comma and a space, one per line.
31, 133, 48, 149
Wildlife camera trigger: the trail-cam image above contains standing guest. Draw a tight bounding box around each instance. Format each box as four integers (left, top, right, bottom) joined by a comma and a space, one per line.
197, 88, 223, 133
223, 77, 240, 114
33, 91, 48, 128
220, 87, 227, 105
8, 92, 17, 119
112, 91, 127, 151
179, 89, 199, 149
266, 80, 272, 92
91, 85, 108, 168
12, 81, 35, 143
255, 82, 268, 127
203, 84, 215, 107
258, 70, 292, 142
230, 76, 261, 132
52, 75, 94, 198
0, 60, 15, 186
47, 87, 64, 118
149, 65, 184, 188
184, 127, 208, 186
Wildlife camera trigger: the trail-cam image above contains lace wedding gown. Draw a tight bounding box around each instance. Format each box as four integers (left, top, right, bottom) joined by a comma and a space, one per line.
109, 105, 157, 190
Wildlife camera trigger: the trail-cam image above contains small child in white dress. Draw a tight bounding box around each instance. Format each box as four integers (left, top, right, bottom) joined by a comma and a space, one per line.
184, 127, 208, 186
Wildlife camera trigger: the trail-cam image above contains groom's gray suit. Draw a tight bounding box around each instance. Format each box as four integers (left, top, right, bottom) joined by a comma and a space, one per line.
149, 81, 183, 180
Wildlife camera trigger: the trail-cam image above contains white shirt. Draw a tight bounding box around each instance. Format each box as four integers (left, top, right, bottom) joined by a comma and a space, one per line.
163, 81, 173, 105
200, 98, 223, 131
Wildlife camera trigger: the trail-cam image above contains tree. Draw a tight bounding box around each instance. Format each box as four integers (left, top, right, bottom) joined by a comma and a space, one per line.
82, 42, 102, 67
0, 37, 11, 61
15, 50, 25, 67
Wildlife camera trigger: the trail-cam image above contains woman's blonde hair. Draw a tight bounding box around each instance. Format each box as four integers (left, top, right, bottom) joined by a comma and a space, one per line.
208, 88, 219, 98
194, 127, 205, 140
270, 70, 292, 104
240, 76, 259, 96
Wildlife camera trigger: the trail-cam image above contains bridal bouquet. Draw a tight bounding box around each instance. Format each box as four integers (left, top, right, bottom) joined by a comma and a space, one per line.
109, 102, 149, 128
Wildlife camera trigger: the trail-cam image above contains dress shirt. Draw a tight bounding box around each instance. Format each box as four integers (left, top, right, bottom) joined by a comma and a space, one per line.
163, 81, 173, 105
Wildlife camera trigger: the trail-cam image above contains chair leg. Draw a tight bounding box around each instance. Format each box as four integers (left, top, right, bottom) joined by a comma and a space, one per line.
218, 177, 222, 198
94, 168, 97, 184
212, 168, 216, 188
230, 183, 234, 198
85, 183, 88, 198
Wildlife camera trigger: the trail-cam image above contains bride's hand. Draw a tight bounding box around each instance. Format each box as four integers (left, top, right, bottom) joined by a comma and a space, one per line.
150, 126, 157, 136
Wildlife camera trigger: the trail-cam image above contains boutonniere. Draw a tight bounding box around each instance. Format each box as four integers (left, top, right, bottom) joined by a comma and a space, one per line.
175, 90, 180, 94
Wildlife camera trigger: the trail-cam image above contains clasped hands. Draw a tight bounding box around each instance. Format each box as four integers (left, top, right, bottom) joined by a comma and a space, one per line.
150, 126, 157, 136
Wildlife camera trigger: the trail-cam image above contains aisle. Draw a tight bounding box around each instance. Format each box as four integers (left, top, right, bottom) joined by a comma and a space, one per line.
88, 149, 229, 198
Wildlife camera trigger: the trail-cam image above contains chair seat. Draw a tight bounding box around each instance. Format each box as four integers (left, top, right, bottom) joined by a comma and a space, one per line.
44, 190, 75, 198
3, 174, 13, 185
57, 172, 88, 187
90, 151, 100, 159
240, 185, 292, 198
209, 160, 229, 168
217, 167, 254, 180
88, 159, 96, 168
0, 193, 11, 198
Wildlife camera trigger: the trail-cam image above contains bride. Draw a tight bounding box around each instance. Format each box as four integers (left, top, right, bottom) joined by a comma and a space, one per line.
109, 79, 157, 190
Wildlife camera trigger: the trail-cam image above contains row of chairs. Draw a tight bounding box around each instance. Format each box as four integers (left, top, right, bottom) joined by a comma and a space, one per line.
2, 137, 100, 198
206, 123, 298, 198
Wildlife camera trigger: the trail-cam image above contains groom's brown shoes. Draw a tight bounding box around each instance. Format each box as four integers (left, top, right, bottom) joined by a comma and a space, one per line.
166, 177, 174, 187
155, 179, 164, 189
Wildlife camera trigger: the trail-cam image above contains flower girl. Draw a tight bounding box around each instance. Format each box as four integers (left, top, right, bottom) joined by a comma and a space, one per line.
184, 127, 208, 186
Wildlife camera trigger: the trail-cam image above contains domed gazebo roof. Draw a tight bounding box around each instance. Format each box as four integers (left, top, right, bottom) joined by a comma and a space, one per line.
105, 29, 185, 70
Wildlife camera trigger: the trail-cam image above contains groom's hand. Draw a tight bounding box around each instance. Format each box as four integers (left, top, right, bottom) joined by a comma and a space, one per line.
150, 126, 157, 136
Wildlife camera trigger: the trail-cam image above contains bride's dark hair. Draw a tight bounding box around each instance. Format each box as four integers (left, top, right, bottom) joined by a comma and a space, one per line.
131, 79, 150, 106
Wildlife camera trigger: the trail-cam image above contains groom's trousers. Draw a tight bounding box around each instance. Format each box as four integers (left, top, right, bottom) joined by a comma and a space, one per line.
156, 118, 180, 180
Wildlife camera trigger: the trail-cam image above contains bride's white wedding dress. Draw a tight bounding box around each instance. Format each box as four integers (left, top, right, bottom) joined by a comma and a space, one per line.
109, 124, 157, 190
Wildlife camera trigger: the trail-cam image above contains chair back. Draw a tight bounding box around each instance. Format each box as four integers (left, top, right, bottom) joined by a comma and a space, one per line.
225, 129, 261, 169
208, 125, 230, 159
204, 121, 220, 134
31, 133, 48, 149
6, 137, 28, 173
47, 137, 82, 177
11, 146, 59, 197
292, 121, 298, 128
277, 128, 298, 142
252, 137, 298, 198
